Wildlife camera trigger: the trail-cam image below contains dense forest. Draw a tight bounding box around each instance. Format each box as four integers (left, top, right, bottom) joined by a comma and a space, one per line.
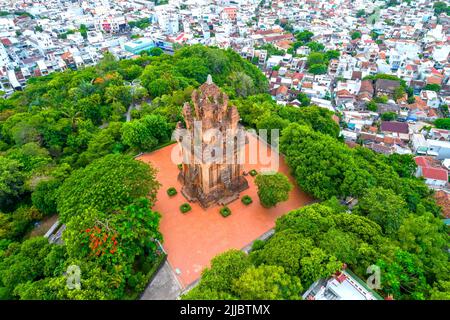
0, 45, 268, 299
0, 44, 448, 300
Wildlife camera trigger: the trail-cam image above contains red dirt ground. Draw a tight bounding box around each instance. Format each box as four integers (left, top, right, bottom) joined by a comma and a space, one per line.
137, 134, 314, 288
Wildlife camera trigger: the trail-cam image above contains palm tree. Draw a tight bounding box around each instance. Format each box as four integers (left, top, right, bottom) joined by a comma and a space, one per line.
60, 104, 82, 130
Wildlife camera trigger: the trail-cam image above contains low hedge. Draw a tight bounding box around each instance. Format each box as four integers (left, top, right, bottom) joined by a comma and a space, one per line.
220, 206, 231, 217
180, 203, 191, 214
167, 187, 177, 197
241, 195, 253, 205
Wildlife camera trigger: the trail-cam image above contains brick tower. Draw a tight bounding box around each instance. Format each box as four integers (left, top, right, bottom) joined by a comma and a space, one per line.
176, 75, 249, 208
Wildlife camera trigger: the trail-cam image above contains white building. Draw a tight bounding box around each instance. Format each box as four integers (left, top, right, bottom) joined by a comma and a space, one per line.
303, 269, 382, 300
0, 43, 10, 69
427, 140, 450, 160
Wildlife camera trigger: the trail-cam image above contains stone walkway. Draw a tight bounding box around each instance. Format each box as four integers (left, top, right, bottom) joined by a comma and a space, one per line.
140, 261, 182, 300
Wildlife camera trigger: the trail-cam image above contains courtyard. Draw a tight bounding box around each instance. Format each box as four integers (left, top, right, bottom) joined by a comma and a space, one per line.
137, 134, 314, 288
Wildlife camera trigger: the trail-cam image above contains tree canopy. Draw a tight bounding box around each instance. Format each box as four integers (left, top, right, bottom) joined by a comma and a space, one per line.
255, 172, 293, 208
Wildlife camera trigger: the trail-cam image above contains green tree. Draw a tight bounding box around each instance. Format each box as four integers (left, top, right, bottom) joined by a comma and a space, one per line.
434, 118, 450, 130
79, 24, 88, 39
376, 250, 430, 300
229, 71, 256, 97
308, 64, 327, 75
307, 41, 325, 52
296, 92, 311, 106
393, 86, 406, 100
0, 237, 52, 299
105, 85, 132, 107
324, 50, 340, 61
318, 228, 361, 266
6, 142, 51, 172
0, 157, 26, 212
278, 105, 340, 138
381, 112, 397, 121
256, 114, 290, 144
351, 31, 362, 40
255, 172, 293, 208
148, 47, 164, 57
294, 30, 314, 43
424, 84, 441, 92
121, 114, 171, 152
430, 281, 450, 300
31, 179, 61, 215
299, 247, 341, 288
250, 230, 313, 275
356, 9, 366, 17
367, 100, 378, 112
397, 212, 449, 283
280, 124, 372, 200
307, 52, 325, 66
197, 250, 251, 293
56, 154, 160, 222
232, 265, 303, 300
355, 187, 409, 235
433, 2, 448, 15
385, 154, 416, 178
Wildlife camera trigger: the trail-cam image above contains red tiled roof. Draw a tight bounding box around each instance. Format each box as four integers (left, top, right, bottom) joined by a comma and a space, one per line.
380, 121, 409, 134
276, 85, 288, 95
1, 38, 12, 46
415, 156, 449, 181
434, 191, 450, 218
414, 156, 428, 167
336, 89, 354, 97
422, 167, 448, 181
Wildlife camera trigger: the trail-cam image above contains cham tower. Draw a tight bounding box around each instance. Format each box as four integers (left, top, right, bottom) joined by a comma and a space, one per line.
176, 75, 249, 208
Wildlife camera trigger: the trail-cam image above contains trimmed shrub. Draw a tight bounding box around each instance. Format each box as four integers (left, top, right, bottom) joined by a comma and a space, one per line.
180, 203, 191, 214
241, 195, 253, 205
220, 206, 231, 217
249, 169, 258, 177
167, 187, 177, 197
177, 164, 183, 170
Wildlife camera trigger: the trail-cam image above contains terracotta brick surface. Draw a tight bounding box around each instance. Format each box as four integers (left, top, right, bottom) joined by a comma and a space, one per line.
137, 135, 314, 287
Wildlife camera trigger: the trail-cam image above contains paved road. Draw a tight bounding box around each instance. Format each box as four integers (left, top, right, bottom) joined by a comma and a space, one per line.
140, 261, 182, 300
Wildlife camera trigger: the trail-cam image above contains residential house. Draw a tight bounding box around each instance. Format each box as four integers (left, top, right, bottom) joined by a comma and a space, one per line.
415, 156, 448, 188
335, 89, 356, 107
420, 90, 440, 109
357, 80, 374, 102
427, 140, 450, 160
302, 268, 383, 300
380, 121, 410, 140
434, 190, 450, 218
374, 79, 401, 98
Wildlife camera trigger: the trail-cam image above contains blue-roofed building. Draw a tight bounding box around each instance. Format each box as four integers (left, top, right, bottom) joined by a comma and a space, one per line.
124, 38, 155, 55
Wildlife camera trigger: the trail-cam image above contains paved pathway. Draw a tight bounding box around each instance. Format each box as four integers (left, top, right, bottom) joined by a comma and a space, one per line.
140, 261, 182, 300
137, 135, 314, 287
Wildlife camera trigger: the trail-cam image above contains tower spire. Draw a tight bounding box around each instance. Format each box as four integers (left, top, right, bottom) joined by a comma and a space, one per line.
206, 74, 213, 85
